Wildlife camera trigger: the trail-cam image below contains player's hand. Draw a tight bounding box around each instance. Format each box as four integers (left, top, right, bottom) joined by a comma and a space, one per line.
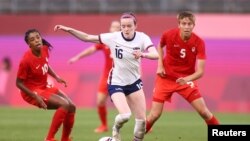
56, 77, 67, 87
33, 93, 47, 110
133, 50, 144, 59
68, 57, 78, 64
54, 25, 71, 32
157, 66, 166, 77
176, 77, 188, 85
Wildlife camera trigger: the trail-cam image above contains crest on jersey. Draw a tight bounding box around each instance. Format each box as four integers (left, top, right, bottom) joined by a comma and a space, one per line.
192, 47, 196, 52
133, 47, 140, 50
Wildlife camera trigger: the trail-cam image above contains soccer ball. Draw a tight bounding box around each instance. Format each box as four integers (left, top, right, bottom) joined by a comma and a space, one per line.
98, 136, 113, 141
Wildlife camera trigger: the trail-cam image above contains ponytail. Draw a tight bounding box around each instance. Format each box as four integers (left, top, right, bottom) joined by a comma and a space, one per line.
42, 38, 53, 50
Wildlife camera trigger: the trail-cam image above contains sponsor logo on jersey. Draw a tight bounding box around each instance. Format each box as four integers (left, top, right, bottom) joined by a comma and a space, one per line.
36, 65, 40, 69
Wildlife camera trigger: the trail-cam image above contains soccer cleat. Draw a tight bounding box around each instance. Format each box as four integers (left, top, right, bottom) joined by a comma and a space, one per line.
112, 126, 121, 141
94, 125, 108, 133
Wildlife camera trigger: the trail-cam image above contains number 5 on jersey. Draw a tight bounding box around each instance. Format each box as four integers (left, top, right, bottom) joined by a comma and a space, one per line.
180, 48, 186, 58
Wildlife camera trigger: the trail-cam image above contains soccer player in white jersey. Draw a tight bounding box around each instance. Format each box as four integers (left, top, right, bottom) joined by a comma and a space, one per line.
54, 12, 159, 141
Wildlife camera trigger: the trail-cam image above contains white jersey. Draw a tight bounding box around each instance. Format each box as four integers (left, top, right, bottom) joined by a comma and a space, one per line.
99, 31, 154, 86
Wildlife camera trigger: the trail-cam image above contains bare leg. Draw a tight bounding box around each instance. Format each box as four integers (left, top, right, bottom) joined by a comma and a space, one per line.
191, 98, 219, 125
145, 101, 164, 133
111, 92, 132, 141
127, 89, 146, 141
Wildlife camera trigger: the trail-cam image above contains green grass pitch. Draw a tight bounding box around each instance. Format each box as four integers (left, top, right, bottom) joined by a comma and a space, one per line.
0, 107, 249, 141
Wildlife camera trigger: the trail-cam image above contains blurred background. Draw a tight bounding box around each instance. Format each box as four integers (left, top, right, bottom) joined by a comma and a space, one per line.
1, 0, 250, 113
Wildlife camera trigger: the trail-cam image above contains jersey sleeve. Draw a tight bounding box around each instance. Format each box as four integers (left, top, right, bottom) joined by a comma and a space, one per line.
17, 59, 29, 80
197, 39, 206, 59
142, 32, 154, 51
160, 31, 168, 48
99, 33, 114, 48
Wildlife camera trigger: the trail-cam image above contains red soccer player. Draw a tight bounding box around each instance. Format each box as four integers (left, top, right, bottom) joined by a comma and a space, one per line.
68, 21, 121, 133
16, 29, 76, 141
146, 11, 219, 133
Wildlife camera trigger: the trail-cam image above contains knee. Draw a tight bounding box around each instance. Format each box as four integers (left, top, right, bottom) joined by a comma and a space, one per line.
116, 113, 132, 124
69, 103, 76, 112
97, 99, 106, 106
62, 102, 76, 112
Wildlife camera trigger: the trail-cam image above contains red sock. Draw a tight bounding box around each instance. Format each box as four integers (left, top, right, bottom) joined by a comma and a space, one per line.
205, 115, 219, 125
61, 112, 75, 141
46, 108, 67, 140
145, 120, 153, 134
98, 105, 107, 126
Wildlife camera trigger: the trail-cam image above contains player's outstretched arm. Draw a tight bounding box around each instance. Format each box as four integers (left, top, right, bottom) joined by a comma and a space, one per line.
54, 25, 100, 44
68, 45, 97, 64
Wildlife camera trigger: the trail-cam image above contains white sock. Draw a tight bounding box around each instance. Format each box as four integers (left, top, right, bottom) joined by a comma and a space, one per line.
133, 118, 146, 141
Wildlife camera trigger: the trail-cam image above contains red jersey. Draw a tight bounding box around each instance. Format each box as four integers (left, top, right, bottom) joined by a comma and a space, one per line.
17, 45, 50, 90
160, 28, 206, 79
95, 44, 113, 77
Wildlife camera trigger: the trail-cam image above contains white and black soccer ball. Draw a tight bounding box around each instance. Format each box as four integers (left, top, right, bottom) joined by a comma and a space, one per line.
98, 136, 113, 141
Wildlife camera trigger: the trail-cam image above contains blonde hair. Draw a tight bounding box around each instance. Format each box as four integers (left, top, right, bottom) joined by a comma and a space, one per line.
177, 11, 195, 24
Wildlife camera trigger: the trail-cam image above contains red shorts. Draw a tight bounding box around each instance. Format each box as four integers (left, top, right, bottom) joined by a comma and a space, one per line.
152, 75, 201, 103
98, 74, 108, 95
21, 86, 59, 107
